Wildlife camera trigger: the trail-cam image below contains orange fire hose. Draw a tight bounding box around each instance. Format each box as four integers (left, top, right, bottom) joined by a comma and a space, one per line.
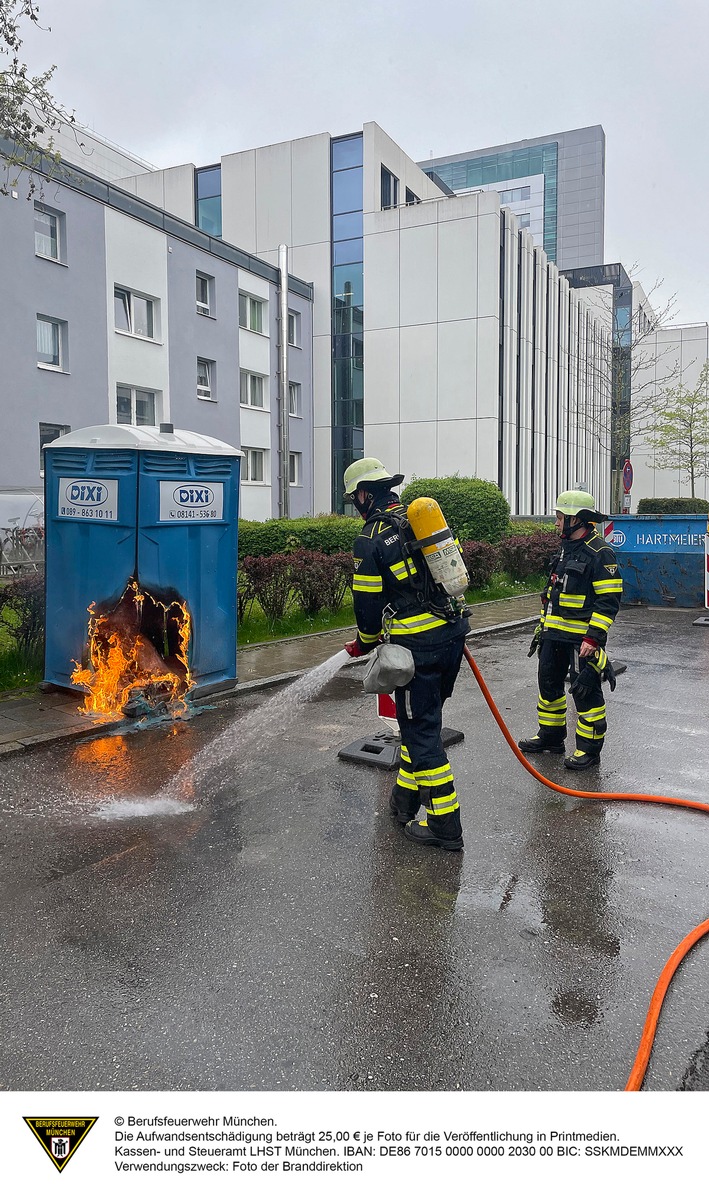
462, 643, 709, 1091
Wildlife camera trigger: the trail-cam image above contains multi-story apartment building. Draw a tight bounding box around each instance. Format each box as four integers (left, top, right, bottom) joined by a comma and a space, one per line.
0, 136, 314, 521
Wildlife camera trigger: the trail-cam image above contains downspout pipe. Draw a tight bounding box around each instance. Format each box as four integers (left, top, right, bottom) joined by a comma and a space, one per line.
278, 243, 290, 518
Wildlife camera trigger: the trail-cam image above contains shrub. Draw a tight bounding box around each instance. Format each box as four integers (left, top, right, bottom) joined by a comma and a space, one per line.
240, 555, 294, 624
507, 519, 556, 536
238, 515, 361, 560
0, 570, 45, 654
460, 540, 498, 590
236, 571, 255, 624
400, 476, 510, 544
288, 550, 352, 615
636, 497, 709, 515
496, 532, 559, 579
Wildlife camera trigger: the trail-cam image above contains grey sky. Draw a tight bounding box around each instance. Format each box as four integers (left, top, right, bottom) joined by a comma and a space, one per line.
20, 0, 709, 322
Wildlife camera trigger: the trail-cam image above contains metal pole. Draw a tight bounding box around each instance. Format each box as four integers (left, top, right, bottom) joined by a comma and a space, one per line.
278, 243, 290, 518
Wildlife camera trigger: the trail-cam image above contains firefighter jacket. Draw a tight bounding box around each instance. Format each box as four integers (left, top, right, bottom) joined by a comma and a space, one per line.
540, 526, 623, 647
351, 499, 469, 653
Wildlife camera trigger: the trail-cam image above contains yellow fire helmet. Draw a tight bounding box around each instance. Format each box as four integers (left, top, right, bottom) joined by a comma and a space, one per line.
555, 489, 606, 523
343, 457, 404, 498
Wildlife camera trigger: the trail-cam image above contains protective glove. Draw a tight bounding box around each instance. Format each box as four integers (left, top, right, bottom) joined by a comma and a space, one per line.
527, 624, 542, 658
344, 639, 366, 658
570, 647, 617, 703
601, 657, 617, 692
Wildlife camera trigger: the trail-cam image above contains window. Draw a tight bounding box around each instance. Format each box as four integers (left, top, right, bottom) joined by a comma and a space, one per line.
39, 422, 70, 472
499, 185, 531, 204
196, 273, 214, 316
36, 316, 66, 370
114, 287, 156, 339
518, 212, 531, 228
381, 165, 399, 210
116, 385, 157, 426
405, 188, 420, 206
287, 309, 301, 347
242, 447, 265, 483
197, 358, 214, 401
289, 452, 302, 486
195, 165, 222, 237
239, 293, 265, 333
288, 381, 302, 416
34, 203, 63, 260
240, 370, 265, 408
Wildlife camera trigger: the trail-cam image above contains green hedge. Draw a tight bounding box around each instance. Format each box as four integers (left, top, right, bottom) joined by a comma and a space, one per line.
507, 519, 556, 536
400, 476, 510, 543
637, 497, 709, 515
238, 515, 361, 560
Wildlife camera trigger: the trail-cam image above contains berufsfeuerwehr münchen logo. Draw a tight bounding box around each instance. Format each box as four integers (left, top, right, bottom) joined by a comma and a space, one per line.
23, 1116, 98, 1172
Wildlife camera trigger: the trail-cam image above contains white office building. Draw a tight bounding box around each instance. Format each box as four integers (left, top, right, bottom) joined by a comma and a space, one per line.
119, 122, 613, 515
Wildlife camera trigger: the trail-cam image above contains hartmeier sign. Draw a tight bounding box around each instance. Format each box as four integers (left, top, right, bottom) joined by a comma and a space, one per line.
159, 481, 224, 522
603, 517, 704, 554
58, 478, 118, 521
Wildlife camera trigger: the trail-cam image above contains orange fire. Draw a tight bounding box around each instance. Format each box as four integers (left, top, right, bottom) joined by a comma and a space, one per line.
71, 579, 192, 718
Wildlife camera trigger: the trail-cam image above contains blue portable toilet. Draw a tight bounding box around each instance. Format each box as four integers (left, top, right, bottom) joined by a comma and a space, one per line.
44, 424, 243, 703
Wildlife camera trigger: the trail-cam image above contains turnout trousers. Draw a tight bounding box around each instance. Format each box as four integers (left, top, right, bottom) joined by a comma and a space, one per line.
535, 638, 607, 754
391, 635, 466, 834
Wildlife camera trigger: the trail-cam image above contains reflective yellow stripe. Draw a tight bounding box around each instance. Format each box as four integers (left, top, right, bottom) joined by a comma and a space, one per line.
391, 558, 418, 581
353, 573, 383, 593
400, 746, 412, 763
539, 714, 566, 726
543, 615, 588, 634
358, 630, 380, 644
559, 592, 586, 607
426, 793, 459, 816
390, 613, 448, 635
588, 612, 613, 630
577, 705, 606, 720
593, 580, 623, 593
576, 720, 605, 740
396, 773, 418, 791
538, 694, 566, 710
415, 766, 454, 787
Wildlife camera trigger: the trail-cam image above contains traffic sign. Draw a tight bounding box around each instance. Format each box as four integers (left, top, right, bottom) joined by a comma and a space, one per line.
622, 460, 633, 492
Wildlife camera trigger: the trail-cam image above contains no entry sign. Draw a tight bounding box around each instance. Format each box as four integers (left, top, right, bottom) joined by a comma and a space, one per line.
623, 460, 633, 493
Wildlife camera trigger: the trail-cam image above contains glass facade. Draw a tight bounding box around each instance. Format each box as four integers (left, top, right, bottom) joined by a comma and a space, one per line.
427, 143, 558, 262
330, 134, 364, 513
561, 263, 633, 499
195, 165, 222, 237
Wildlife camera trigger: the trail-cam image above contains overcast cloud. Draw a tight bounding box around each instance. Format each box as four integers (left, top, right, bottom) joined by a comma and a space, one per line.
18, 0, 709, 322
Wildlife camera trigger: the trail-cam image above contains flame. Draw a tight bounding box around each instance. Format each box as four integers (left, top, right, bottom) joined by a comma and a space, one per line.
71, 580, 192, 719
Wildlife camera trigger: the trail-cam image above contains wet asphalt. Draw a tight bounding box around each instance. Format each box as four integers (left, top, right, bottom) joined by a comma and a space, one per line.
1, 607, 709, 1093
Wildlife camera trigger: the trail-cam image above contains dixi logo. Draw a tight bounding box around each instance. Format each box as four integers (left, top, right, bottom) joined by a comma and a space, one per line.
173, 486, 215, 507
608, 530, 626, 547
66, 480, 108, 506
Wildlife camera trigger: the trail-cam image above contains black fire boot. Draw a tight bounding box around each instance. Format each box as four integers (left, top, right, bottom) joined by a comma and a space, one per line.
404, 812, 464, 852
518, 735, 565, 755
389, 784, 420, 824
564, 749, 601, 771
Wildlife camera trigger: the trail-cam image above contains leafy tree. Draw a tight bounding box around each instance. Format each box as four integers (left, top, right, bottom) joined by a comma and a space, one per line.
645, 360, 709, 500
0, 0, 76, 196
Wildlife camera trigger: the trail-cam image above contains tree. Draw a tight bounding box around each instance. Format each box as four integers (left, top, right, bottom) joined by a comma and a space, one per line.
0, 0, 77, 197
645, 359, 709, 499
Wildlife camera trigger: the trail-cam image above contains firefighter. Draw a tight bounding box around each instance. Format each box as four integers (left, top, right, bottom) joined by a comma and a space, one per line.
519, 490, 623, 770
343, 459, 469, 850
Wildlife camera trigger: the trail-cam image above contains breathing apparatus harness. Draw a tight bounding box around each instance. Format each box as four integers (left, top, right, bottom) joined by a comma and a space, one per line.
375, 503, 470, 640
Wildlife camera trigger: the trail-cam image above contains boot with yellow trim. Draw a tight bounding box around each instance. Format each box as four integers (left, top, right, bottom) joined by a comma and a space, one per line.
564, 749, 601, 771
404, 810, 464, 852
518, 735, 565, 755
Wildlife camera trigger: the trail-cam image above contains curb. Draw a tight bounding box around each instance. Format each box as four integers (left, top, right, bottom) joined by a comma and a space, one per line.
0, 617, 538, 759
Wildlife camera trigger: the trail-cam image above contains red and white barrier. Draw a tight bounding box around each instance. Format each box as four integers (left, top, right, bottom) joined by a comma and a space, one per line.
377, 692, 399, 734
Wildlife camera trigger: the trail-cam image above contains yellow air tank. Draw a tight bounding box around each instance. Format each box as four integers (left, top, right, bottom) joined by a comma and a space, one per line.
406, 497, 470, 598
